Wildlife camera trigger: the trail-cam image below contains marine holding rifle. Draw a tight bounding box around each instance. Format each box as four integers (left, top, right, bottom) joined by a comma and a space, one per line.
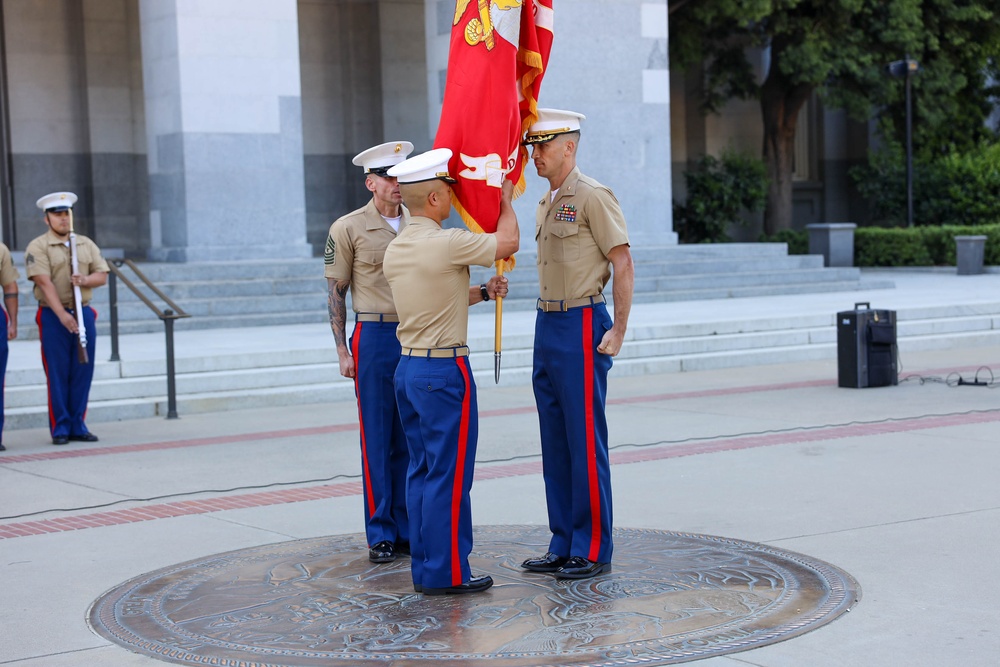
25, 192, 109, 446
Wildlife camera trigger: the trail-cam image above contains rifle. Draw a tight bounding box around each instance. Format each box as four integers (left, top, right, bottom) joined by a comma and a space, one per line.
67, 209, 89, 364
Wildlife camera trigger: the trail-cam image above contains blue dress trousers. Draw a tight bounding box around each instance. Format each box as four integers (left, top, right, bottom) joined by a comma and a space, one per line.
532, 302, 615, 564
36, 305, 97, 439
394, 354, 478, 590
350, 318, 409, 547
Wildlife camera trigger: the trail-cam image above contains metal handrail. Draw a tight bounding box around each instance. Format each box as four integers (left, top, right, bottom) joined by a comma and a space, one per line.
107, 259, 191, 419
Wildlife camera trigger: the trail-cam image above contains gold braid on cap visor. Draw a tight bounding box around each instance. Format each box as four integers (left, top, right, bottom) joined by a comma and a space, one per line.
522, 126, 573, 145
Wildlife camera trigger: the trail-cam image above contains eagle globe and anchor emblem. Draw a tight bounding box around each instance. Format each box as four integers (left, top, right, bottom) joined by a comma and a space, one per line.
456, 0, 523, 51
449, 1, 524, 188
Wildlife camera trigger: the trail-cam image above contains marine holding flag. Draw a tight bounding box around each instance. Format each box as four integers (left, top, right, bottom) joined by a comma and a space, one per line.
383, 149, 518, 595
434, 0, 554, 379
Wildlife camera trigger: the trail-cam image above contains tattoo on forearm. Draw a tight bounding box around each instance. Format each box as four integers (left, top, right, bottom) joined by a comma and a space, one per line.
327, 279, 351, 349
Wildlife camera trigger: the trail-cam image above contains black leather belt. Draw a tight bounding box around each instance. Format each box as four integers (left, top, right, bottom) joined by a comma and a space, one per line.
536, 294, 605, 313
401, 346, 470, 358
42, 302, 89, 310
356, 313, 399, 323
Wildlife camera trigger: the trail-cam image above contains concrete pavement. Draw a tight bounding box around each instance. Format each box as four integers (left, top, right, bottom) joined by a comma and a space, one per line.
1, 270, 999, 665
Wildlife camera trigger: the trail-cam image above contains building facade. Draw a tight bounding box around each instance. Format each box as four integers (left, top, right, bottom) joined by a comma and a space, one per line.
670, 47, 873, 238
0, 0, 675, 260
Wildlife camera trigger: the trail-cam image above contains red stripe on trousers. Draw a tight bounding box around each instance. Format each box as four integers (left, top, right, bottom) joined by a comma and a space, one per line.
351, 323, 376, 520
452, 357, 472, 585
582, 307, 600, 562
35, 308, 57, 433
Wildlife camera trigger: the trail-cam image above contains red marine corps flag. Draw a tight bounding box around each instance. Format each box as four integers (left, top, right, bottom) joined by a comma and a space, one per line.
434, 0, 554, 381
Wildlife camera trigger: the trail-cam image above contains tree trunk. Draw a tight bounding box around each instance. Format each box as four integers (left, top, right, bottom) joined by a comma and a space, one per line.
760, 42, 813, 236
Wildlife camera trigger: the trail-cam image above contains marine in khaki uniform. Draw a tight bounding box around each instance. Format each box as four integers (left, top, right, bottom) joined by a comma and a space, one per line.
325, 141, 414, 564
0, 242, 19, 451
25, 192, 109, 445
383, 148, 517, 595
518, 109, 635, 580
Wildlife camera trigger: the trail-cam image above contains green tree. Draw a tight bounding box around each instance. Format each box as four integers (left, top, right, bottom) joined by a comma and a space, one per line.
669, 1, 1000, 234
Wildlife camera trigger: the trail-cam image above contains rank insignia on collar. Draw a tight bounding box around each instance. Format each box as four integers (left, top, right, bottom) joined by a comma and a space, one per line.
554, 204, 577, 223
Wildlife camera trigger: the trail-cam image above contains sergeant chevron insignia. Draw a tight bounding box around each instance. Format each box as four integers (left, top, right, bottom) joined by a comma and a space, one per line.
324, 236, 336, 265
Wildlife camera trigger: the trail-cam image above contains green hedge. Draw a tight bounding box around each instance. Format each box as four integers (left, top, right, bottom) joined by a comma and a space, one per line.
856, 225, 1000, 266
674, 151, 768, 243
853, 143, 1000, 228
761, 225, 1000, 266
758, 229, 809, 255
854, 228, 934, 266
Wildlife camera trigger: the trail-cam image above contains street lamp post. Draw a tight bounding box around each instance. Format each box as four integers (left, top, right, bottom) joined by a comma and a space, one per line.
888, 56, 920, 228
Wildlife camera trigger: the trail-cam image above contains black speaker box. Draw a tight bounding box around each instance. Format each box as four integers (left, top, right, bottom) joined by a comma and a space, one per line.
837, 302, 898, 388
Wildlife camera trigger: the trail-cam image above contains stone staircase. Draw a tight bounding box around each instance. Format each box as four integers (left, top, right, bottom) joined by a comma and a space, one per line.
9, 244, 998, 432
475, 243, 889, 305
5, 286, 1000, 431
10, 243, 890, 337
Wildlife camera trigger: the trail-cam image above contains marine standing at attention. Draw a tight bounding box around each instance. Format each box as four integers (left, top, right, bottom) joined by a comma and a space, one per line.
518, 109, 635, 580
25, 192, 109, 446
383, 148, 517, 595
0, 241, 19, 452
325, 141, 415, 564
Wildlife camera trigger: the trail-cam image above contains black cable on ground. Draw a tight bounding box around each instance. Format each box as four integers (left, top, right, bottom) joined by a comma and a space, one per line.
4, 405, 1000, 522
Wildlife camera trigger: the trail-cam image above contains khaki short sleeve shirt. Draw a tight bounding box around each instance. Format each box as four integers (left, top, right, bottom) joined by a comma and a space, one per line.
0, 243, 19, 287
25, 231, 109, 307
535, 167, 630, 300
383, 216, 497, 349
324, 200, 406, 314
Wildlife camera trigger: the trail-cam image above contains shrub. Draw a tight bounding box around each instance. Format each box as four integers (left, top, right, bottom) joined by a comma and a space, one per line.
854, 228, 934, 266
759, 229, 808, 254
854, 224, 1000, 266
852, 142, 1000, 227
674, 150, 768, 243
920, 225, 1000, 265
755, 225, 1000, 266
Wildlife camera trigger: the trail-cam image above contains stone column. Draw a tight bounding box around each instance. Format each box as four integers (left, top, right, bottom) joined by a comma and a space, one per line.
138, 0, 311, 261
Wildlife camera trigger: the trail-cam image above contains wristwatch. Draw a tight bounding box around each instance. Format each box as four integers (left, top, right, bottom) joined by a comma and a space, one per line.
480, 283, 490, 301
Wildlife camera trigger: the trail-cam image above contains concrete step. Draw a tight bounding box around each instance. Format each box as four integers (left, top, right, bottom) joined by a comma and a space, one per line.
9, 243, 882, 339
629, 279, 895, 303
5, 298, 999, 431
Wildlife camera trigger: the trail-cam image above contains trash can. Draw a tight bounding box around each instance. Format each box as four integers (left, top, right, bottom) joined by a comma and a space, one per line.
955, 235, 987, 275
837, 302, 898, 388
807, 223, 857, 267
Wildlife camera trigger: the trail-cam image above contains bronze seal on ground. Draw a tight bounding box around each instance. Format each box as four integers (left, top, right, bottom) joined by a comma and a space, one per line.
89, 525, 860, 666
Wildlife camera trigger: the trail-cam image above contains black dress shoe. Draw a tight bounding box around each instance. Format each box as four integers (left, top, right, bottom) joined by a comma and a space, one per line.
395, 541, 411, 556
368, 540, 396, 563
68, 433, 99, 442
554, 556, 611, 579
0, 443, 6, 452
423, 575, 493, 596
521, 552, 569, 573
413, 583, 422, 593
52, 436, 69, 446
